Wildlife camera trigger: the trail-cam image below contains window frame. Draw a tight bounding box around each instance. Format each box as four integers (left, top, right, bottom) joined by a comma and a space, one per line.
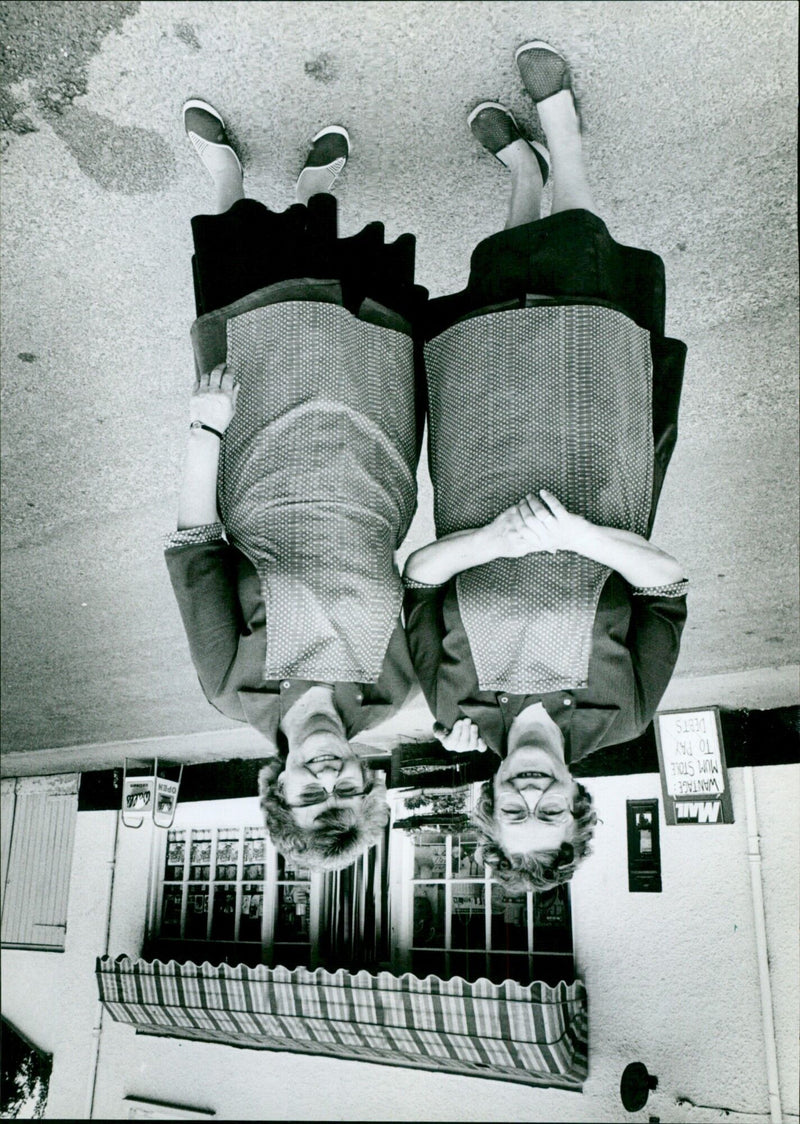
145, 791, 574, 983
387, 787, 575, 984
147, 802, 320, 967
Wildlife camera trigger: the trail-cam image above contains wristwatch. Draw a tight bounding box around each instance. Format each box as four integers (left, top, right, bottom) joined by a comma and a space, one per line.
189, 421, 224, 439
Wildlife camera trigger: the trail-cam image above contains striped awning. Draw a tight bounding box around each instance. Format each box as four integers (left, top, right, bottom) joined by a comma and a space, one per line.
96, 956, 586, 1088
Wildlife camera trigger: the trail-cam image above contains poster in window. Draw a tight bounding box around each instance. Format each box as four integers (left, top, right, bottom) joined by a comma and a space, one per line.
244, 832, 266, 879
490, 884, 528, 951
452, 836, 481, 878
413, 885, 445, 947
211, 886, 237, 941
161, 884, 183, 937
239, 884, 263, 941
165, 835, 186, 879
190, 835, 212, 880
413, 833, 447, 879
185, 888, 209, 939
215, 836, 240, 880
275, 884, 310, 941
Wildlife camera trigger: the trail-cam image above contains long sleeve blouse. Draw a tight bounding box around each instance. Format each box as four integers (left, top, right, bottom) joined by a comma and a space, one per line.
404, 572, 687, 768
165, 528, 418, 753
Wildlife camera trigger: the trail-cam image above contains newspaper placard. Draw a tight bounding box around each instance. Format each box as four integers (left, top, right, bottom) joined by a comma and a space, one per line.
654, 707, 734, 825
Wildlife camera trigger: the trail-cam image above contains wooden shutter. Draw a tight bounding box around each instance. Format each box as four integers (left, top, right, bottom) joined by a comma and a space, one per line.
1, 775, 79, 950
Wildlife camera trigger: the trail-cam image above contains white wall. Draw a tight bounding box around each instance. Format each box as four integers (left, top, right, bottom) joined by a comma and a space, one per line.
2, 766, 797, 1122
570, 765, 799, 1123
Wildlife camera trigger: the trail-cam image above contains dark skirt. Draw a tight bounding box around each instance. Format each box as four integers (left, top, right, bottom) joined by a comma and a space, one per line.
424, 209, 666, 340
424, 208, 686, 533
191, 192, 427, 322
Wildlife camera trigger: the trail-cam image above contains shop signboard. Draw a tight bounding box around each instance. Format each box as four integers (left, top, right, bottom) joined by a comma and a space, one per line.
654, 706, 734, 825
121, 758, 183, 829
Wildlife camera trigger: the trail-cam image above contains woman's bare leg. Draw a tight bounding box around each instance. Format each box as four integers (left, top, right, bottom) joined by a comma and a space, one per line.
212, 164, 244, 214
536, 90, 596, 215
500, 138, 544, 229
183, 101, 244, 214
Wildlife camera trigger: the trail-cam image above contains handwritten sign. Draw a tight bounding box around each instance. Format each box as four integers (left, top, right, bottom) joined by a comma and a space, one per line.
654, 707, 734, 824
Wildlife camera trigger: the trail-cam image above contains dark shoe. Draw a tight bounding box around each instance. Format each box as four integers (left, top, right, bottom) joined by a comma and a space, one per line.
183, 98, 243, 177
468, 101, 550, 185
515, 40, 572, 104
295, 125, 350, 202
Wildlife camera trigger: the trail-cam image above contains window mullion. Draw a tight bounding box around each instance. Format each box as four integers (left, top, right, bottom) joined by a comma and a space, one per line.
309, 871, 322, 969
444, 836, 452, 979
484, 862, 491, 979
206, 831, 218, 942
180, 829, 191, 939
373, 832, 383, 955
233, 826, 244, 943
263, 836, 276, 961
391, 806, 412, 974
527, 889, 535, 977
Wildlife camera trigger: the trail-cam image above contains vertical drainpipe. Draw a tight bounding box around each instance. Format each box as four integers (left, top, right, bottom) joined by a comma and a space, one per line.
743, 767, 783, 1124
84, 809, 120, 1120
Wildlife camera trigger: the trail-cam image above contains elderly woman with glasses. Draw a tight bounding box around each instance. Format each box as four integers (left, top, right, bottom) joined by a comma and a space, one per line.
165, 101, 426, 871
403, 42, 688, 892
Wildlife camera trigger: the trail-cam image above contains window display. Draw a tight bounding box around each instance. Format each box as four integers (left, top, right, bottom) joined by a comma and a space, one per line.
153, 807, 572, 984
275, 884, 311, 943
400, 828, 574, 984
156, 827, 313, 963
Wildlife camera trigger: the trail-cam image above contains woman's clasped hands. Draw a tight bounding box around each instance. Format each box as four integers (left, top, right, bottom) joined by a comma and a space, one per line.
490, 489, 591, 558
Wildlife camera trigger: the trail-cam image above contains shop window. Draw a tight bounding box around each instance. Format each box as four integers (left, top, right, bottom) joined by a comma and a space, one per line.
149, 819, 388, 972
390, 828, 574, 985
148, 795, 572, 984
152, 827, 314, 967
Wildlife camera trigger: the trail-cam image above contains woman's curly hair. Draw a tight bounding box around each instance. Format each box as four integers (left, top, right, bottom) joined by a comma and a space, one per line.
472, 778, 598, 893
257, 757, 389, 872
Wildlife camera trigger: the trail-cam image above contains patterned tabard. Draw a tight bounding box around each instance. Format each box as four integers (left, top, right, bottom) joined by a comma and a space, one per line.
219, 301, 418, 684
424, 303, 654, 695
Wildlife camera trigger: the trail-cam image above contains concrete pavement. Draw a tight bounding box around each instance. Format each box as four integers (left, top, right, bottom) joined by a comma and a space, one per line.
1, 1, 798, 762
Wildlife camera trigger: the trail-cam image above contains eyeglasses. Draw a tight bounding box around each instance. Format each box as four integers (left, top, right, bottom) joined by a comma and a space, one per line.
283, 781, 369, 808
498, 792, 575, 825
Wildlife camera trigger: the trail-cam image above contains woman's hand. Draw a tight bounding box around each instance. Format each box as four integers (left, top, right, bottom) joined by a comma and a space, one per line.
490, 490, 593, 557
433, 718, 488, 754
529, 490, 593, 552
490, 496, 556, 557
190, 363, 239, 434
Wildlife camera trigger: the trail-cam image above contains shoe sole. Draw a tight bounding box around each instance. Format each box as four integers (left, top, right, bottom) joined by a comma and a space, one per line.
182, 97, 243, 174
529, 140, 551, 183
296, 126, 351, 198
183, 97, 225, 122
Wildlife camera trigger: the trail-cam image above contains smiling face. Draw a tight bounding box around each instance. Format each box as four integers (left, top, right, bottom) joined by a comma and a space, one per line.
492, 717, 578, 857
278, 732, 369, 831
